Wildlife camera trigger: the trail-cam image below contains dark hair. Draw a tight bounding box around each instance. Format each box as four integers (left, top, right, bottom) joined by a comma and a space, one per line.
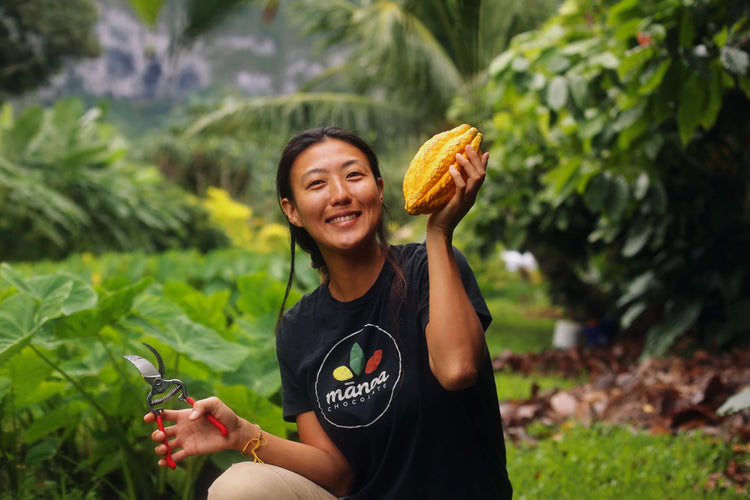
275, 127, 403, 329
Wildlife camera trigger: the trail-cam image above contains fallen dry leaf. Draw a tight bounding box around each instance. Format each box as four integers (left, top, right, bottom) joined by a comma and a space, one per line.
495, 340, 750, 492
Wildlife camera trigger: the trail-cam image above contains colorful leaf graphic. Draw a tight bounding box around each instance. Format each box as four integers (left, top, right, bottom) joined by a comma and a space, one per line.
350, 343, 364, 376
365, 350, 383, 374
333, 366, 354, 381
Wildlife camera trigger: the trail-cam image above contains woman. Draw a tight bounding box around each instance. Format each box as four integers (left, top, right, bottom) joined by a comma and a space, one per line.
145, 127, 513, 499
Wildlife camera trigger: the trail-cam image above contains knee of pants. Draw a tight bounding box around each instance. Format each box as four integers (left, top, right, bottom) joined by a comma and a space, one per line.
207, 462, 335, 500
208, 462, 294, 500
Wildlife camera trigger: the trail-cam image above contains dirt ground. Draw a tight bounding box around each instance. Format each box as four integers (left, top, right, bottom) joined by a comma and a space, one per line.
493, 340, 750, 493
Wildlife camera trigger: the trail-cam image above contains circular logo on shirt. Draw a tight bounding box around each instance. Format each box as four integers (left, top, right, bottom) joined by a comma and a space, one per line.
314, 323, 402, 428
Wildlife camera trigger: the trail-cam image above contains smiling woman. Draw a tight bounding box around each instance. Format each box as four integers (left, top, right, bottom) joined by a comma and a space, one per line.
280, 137, 386, 293
143, 126, 513, 499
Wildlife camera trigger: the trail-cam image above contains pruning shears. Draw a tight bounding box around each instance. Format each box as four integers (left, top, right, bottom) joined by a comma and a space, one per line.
124, 343, 227, 469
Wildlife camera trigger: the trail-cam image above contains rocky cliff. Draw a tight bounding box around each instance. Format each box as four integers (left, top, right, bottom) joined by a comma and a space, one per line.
38, 0, 323, 103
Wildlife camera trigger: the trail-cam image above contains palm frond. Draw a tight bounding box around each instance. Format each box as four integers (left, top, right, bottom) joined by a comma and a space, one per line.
183, 92, 424, 147
479, 0, 560, 63
292, 0, 463, 118
356, 2, 464, 103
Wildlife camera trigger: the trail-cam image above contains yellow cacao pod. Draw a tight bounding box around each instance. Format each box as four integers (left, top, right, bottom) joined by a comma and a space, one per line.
402, 124, 482, 215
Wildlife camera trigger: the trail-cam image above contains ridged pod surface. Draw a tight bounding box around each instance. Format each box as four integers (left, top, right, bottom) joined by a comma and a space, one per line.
402, 124, 482, 215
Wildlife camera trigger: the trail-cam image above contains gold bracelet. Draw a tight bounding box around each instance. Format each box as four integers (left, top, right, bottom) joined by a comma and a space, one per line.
240, 425, 266, 463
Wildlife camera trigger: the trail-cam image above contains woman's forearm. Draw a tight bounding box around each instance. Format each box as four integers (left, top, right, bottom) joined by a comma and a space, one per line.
232, 415, 353, 497
424, 231, 486, 391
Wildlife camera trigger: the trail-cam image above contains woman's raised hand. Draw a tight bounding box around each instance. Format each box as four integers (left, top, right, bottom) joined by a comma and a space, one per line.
144, 397, 244, 467
426, 145, 489, 236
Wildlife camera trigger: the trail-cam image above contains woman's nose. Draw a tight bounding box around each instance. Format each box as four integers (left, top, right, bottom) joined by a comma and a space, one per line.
329, 178, 352, 204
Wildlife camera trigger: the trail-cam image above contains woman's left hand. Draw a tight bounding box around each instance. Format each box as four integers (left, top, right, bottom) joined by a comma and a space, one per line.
144, 397, 244, 467
426, 144, 489, 236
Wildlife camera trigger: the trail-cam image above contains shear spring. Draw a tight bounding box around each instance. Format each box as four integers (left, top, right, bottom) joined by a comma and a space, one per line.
150, 383, 184, 406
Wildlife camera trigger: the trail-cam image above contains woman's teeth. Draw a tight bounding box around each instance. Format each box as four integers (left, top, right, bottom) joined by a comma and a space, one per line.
329, 214, 357, 224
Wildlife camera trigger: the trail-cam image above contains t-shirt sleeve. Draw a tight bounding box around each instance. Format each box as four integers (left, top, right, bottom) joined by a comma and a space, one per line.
454, 246, 493, 331
276, 318, 313, 422
415, 245, 492, 333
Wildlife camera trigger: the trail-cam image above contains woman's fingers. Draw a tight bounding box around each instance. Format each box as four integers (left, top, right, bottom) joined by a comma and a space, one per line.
448, 164, 466, 188
152, 427, 168, 442
457, 145, 487, 181
157, 448, 189, 467
154, 437, 180, 455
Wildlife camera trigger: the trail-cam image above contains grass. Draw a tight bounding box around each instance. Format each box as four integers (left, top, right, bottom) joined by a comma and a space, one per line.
494, 371, 584, 401
507, 423, 746, 499
477, 263, 747, 499
479, 269, 559, 356
477, 267, 580, 400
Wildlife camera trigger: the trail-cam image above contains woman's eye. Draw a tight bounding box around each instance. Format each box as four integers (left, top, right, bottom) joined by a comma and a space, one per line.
307, 179, 324, 188
347, 171, 364, 179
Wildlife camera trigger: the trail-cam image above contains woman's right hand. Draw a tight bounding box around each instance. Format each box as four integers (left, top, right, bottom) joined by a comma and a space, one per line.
144, 397, 246, 467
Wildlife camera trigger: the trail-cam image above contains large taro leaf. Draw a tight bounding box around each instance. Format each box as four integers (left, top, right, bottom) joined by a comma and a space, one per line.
222, 318, 280, 398
0, 264, 98, 319
0, 376, 10, 400
54, 278, 151, 339
0, 264, 99, 364
128, 293, 250, 373
235, 272, 300, 331
0, 293, 38, 364
23, 400, 88, 444
216, 385, 287, 436
2, 348, 66, 409
24, 438, 60, 466
129, 289, 184, 328
162, 281, 230, 331
130, 289, 249, 370
158, 316, 250, 373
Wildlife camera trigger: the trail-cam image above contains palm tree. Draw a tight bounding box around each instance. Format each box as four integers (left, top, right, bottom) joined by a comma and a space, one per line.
175, 0, 559, 142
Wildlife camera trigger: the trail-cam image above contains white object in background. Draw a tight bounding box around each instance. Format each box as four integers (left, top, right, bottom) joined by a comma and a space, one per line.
552, 319, 582, 348
500, 250, 538, 272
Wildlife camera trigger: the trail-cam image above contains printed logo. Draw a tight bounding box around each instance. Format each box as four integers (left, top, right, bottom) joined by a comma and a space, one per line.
315, 323, 402, 428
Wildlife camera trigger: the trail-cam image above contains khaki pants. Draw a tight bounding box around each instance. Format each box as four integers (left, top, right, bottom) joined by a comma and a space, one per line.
207, 462, 341, 500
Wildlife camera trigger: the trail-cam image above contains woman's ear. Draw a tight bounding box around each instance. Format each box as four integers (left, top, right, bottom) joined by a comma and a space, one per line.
281, 198, 303, 227
377, 177, 384, 202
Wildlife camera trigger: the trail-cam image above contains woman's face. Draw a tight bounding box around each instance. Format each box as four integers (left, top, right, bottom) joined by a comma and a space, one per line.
281, 138, 384, 257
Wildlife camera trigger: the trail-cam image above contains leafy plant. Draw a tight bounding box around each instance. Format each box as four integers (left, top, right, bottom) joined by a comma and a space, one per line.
0, 247, 314, 499
170, 0, 559, 184
0, 99, 228, 262
0, 0, 100, 98
463, 0, 750, 355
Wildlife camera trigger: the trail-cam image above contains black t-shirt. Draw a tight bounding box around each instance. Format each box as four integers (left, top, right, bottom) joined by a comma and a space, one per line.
276, 243, 513, 499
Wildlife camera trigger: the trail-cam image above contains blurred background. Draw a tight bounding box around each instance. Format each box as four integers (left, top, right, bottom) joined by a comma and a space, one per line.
1, 0, 749, 498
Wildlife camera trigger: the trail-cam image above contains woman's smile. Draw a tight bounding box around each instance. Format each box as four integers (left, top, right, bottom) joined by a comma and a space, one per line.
327, 212, 360, 225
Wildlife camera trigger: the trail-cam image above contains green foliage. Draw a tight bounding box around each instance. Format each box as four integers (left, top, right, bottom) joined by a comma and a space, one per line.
292, 0, 558, 125
0, 99, 228, 262
464, 0, 750, 355
495, 372, 584, 402
0, 0, 100, 98
173, 0, 559, 182
507, 423, 746, 499
0, 247, 314, 499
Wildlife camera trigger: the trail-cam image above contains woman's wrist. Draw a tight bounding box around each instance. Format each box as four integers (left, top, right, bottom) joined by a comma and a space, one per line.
240, 423, 267, 463
424, 225, 453, 248
232, 419, 260, 452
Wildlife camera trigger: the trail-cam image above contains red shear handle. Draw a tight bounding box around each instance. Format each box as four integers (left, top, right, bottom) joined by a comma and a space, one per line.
156, 415, 177, 469
185, 396, 228, 436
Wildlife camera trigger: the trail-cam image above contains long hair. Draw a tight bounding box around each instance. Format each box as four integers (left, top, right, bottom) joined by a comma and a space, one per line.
275, 127, 404, 330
